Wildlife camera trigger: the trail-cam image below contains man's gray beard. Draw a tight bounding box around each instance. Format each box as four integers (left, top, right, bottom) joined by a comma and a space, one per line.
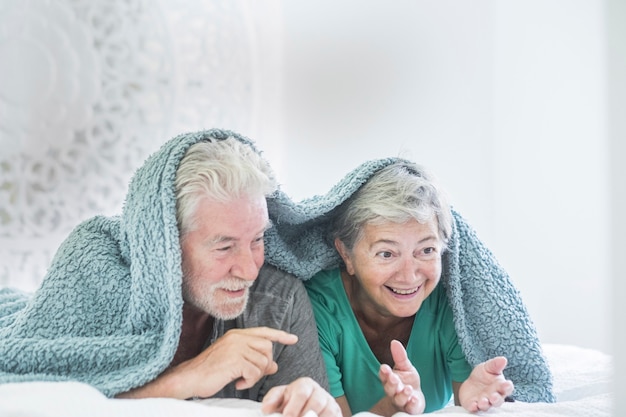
206, 290, 250, 320
182, 277, 252, 320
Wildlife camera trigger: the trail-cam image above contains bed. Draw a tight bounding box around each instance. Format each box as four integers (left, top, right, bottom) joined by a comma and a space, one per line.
0, 343, 611, 417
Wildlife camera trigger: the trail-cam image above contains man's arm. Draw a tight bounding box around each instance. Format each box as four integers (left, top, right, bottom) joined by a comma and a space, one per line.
116, 327, 298, 399
116, 366, 189, 399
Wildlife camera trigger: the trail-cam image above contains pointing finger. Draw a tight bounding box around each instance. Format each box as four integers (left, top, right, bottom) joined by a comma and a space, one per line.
235, 327, 299, 345
390, 340, 413, 371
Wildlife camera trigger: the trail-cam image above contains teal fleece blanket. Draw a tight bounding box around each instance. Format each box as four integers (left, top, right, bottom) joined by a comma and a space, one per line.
0, 129, 554, 403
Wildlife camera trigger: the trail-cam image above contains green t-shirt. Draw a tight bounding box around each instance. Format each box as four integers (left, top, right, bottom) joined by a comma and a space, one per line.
305, 268, 472, 413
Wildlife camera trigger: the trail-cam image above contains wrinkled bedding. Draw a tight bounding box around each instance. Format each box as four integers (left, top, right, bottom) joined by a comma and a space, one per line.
0, 344, 611, 417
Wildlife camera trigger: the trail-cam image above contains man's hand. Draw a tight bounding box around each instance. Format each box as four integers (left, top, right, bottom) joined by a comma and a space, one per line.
458, 356, 514, 412
371, 340, 425, 416
117, 327, 297, 400
261, 377, 341, 417
183, 327, 298, 397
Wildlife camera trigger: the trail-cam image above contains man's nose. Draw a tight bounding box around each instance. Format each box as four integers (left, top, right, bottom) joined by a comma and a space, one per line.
232, 248, 261, 281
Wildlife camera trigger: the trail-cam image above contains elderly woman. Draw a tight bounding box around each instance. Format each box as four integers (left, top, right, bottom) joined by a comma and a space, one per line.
304, 162, 514, 416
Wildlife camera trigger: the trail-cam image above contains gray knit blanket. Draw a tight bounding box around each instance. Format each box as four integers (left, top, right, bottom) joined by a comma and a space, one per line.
0, 129, 554, 403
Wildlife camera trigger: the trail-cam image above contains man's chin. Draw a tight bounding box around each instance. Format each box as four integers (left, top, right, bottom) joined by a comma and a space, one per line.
211, 299, 248, 321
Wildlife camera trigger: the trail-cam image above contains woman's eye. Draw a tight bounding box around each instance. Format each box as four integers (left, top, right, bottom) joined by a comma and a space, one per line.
376, 251, 393, 259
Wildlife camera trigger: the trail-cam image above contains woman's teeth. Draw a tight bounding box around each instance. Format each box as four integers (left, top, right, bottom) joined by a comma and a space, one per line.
389, 287, 418, 295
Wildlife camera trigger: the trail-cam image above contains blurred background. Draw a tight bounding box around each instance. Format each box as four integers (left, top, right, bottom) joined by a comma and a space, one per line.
0, 0, 623, 403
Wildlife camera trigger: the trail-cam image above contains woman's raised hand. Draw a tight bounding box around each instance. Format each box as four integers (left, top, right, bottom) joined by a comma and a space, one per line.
378, 340, 425, 415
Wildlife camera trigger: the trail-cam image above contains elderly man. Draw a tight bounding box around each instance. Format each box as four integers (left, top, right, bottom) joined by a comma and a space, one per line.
0, 129, 339, 417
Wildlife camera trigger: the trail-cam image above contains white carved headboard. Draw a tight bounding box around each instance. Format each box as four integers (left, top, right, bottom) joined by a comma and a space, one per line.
0, 0, 282, 291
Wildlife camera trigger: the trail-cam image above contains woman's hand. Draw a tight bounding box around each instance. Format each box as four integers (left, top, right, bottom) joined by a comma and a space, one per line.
458, 356, 514, 412
377, 340, 425, 415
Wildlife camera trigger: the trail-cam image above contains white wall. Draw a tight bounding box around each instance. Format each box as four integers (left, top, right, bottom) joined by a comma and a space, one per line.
491, 1, 609, 352
607, 0, 625, 410
270, 0, 611, 353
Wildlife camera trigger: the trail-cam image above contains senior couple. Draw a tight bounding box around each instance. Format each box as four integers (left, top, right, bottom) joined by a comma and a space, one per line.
0, 130, 553, 416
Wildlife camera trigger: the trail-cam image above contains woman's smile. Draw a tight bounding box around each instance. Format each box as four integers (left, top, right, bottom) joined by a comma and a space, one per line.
385, 284, 422, 297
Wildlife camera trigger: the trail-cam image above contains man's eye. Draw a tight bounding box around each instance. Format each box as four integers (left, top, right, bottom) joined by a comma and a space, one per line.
422, 247, 439, 256
216, 246, 232, 252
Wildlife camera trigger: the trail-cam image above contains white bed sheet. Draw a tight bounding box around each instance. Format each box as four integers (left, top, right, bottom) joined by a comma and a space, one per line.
0, 344, 612, 417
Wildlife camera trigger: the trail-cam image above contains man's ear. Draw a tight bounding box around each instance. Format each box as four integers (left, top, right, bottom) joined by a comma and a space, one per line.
334, 238, 355, 275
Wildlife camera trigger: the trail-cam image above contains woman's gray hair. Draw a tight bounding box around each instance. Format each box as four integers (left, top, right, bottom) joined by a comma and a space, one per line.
175, 137, 278, 235
331, 162, 452, 252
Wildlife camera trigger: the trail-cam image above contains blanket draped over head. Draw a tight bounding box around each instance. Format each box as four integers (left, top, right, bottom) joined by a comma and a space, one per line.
0, 129, 554, 403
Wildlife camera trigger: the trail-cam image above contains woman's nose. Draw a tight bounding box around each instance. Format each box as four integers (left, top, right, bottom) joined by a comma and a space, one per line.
402, 256, 420, 279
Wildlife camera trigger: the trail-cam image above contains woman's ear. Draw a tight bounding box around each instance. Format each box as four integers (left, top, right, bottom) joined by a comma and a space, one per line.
335, 238, 355, 275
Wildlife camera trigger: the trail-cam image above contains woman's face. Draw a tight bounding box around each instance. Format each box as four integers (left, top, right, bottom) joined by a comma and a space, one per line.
336, 218, 443, 319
